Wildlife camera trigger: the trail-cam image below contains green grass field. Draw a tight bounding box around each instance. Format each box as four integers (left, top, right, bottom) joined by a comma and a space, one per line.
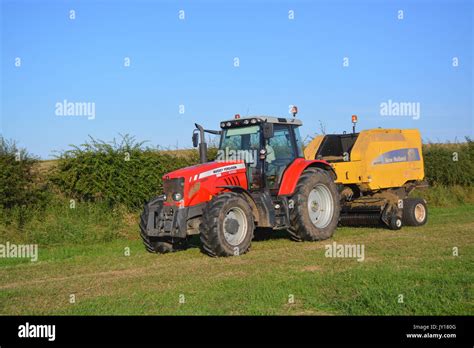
0, 205, 472, 315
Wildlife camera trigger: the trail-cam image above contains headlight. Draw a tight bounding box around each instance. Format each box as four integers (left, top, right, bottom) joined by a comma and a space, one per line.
172, 192, 183, 201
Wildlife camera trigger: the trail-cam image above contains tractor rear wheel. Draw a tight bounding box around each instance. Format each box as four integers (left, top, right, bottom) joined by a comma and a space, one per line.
288, 168, 340, 241
199, 192, 255, 257
403, 198, 428, 226
139, 197, 187, 253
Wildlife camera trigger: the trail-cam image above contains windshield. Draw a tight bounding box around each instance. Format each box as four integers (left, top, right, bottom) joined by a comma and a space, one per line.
220, 125, 260, 151
218, 125, 260, 165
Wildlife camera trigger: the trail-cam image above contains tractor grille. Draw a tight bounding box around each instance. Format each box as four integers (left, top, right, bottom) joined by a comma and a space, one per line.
163, 177, 184, 203
223, 175, 241, 186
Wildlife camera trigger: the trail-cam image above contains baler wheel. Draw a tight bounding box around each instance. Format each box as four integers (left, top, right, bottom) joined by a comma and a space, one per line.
388, 214, 403, 230
403, 198, 428, 226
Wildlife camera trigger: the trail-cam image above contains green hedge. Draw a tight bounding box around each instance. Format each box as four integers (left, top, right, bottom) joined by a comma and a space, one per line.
49, 135, 202, 210
0, 137, 39, 209
0, 136, 53, 221
422, 138, 473, 186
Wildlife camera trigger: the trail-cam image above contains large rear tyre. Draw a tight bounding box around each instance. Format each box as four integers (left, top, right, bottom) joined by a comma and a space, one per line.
139, 197, 187, 253
403, 198, 428, 226
200, 192, 255, 257
288, 168, 340, 241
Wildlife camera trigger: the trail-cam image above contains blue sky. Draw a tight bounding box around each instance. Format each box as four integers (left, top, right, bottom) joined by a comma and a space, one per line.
1, 0, 472, 159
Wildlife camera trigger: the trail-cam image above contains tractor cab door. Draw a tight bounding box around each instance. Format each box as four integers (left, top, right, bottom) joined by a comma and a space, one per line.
219, 125, 263, 191
264, 124, 304, 193
240, 129, 263, 191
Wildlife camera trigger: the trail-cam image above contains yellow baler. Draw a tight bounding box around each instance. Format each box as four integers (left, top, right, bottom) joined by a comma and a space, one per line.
305, 128, 427, 229
305, 129, 424, 190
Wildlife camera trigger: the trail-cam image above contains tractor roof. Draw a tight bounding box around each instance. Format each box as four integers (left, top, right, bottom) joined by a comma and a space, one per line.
220, 116, 302, 128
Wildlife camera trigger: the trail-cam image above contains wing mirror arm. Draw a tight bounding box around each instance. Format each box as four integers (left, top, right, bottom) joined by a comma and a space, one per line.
194, 123, 207, 163
193, 123, 222, 163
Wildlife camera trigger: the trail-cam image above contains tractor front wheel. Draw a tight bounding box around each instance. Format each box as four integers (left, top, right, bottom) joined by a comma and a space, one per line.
288, 168, 340, 241
199, 192, 255, 257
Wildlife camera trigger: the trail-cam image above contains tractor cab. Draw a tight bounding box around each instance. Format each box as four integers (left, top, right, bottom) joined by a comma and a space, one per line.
217, 116, 305, 194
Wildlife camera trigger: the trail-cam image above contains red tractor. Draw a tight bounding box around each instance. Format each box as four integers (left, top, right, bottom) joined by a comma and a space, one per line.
140, 112, 340, 256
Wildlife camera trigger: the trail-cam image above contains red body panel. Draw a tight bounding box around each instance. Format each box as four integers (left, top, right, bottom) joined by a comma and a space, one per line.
164, 160, 248, 208
162, 158, 333, 208
277, 158, 334, 196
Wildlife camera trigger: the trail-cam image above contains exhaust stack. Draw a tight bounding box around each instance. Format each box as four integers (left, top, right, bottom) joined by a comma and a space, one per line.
194, 123, 208, 164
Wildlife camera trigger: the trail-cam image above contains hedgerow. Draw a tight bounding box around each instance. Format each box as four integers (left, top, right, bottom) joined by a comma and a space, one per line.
0, 137, 41, 209
422, 138, 473, 186
0, 136, 53, 228
49, 135, 201, 210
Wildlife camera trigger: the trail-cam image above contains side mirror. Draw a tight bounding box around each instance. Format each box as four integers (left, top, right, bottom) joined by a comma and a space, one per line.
262, 123, 274, 139
192, 132, 199, 148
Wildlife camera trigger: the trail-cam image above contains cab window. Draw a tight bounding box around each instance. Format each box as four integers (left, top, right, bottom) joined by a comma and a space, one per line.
265, 124, 297, 190
294, 127, 304, 157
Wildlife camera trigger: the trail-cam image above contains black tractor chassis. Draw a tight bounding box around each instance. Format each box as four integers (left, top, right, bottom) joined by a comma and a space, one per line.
144, 196, 204, 239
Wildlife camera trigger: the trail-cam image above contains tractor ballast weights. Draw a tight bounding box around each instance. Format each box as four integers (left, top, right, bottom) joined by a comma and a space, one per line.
140, 109, 428, 257
304, 115, 428, 230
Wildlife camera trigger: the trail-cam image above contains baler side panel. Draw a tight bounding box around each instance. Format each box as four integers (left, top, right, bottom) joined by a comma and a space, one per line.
303, 135, 324, 160
333, 129, 424, 189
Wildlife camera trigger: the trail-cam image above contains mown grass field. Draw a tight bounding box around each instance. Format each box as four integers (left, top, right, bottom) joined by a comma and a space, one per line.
0, 205, 472, 315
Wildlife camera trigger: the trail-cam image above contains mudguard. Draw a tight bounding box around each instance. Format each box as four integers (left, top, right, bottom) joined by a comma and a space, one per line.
278, 158, 335, 196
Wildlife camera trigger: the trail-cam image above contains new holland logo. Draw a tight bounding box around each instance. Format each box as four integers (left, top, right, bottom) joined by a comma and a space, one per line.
372, 148, 420, 165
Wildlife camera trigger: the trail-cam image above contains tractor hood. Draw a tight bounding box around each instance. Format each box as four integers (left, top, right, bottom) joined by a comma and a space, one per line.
162, 160, 248, 207
163, 160, 246, 182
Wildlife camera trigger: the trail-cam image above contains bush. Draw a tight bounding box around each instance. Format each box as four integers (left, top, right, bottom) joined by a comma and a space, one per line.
49, 135, 204, 210
0, 137, 40, 208
0, 136, 51, 227
422, 138, 473, 186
